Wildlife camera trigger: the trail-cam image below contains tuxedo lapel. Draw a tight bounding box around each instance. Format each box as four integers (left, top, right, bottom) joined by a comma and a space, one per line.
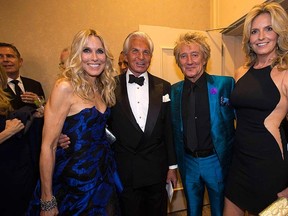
21, 76, 29, 92
144, 74, 162, 138
116, 74, 142, 132
4, 84, 25, 109
5, 85, 15, 96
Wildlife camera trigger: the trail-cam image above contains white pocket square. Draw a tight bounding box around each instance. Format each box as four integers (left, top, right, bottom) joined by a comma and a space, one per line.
162, 94, 171, 102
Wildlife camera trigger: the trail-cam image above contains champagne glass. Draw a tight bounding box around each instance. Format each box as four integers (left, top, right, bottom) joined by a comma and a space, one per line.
34, 96, 46, 108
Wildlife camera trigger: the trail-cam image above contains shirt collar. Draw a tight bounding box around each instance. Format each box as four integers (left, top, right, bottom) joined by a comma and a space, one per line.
8, 76, 22, 84
184, 72, 206, 89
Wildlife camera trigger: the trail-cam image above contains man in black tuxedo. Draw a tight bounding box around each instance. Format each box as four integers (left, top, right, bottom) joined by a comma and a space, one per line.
108, 31, 177, 216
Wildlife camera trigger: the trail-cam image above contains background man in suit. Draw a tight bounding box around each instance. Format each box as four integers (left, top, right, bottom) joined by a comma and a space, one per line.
0, 42, 45, 109
170, 32, 235, 216
118, 50, 128, 74
59, 46, 70, 72
108, 31, 177, 216
0, 43, 45, 213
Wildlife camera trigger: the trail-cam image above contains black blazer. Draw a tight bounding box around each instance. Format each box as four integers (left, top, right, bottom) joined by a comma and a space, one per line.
108, 73, 176, 188
5, 76, 45, 110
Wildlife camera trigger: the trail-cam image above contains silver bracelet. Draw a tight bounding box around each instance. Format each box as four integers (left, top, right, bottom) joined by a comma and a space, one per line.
40, 196, 57, 211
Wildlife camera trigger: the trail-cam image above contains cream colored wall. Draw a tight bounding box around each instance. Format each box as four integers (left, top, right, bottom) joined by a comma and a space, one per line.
211, 0, 265, 76
211, 0, 264, 29
0, 0, 210, 97
0, 0, 268, 96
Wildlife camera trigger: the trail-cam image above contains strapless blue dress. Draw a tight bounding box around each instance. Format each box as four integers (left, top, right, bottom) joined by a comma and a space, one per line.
27, 107, 122, 216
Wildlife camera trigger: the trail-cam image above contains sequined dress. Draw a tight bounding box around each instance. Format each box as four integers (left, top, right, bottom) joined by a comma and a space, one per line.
27, 107, 122, 216
225, 66, 288, 214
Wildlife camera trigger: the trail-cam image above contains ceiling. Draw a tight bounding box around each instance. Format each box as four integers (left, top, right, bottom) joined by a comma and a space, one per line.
221, 0, 288, 36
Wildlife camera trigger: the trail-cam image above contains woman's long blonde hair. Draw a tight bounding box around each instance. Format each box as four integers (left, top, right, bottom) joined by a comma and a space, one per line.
0, 66, 12, 116
243, 2, 288, 70
59, 29, 116, 107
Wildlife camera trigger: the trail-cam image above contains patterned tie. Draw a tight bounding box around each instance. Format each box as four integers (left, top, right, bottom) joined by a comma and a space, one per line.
128, 74, 145, 86
10, 80, 23, 96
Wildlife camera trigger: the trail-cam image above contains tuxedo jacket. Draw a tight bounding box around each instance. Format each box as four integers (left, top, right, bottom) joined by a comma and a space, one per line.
171, 73, 235, 179
109, 72, 177, 188
5, 76, 45, 110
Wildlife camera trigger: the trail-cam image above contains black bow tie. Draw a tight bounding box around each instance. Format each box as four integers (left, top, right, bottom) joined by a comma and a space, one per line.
128, 74, 145, 86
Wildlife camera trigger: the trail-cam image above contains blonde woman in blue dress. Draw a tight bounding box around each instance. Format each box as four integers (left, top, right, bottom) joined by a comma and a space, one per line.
28, 29, 122, 216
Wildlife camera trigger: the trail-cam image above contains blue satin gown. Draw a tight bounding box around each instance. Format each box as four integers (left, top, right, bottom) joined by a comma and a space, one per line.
27, 107, 122, 216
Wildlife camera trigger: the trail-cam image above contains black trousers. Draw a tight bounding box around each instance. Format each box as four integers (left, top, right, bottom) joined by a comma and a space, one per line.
120, 182, 167, 216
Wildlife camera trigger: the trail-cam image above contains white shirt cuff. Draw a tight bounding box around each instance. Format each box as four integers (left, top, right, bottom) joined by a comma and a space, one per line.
169, 165, 178, 169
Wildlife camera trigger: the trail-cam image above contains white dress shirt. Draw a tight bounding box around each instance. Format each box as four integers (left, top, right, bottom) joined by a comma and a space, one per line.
126, 70, 149, 132
126, 70, 178, 170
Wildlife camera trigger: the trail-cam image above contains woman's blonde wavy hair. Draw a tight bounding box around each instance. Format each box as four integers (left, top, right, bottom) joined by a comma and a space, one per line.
59, 29, 116, 107
243, 2, 288, 70
0, 66, 12, 116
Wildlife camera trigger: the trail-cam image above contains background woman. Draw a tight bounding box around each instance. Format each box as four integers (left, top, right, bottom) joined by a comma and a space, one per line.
0, 65, 24, 143
0, 65, 32, 216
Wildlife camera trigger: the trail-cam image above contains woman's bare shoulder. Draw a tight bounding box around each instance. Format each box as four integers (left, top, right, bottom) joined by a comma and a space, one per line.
234, 66, 249, 82
53, 78, 73, 94
48, 79, 74, 104
281, 69, 288, 96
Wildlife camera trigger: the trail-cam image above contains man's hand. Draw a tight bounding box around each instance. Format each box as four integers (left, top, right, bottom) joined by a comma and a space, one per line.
33, 107, 44, 118
58, 134, 70, 149
166, 169, 177, 188
21, 91, 39, 104
278, 187, 288, 198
